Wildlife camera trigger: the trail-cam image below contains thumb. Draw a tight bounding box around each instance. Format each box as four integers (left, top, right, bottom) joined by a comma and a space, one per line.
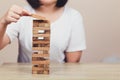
22, 9, 31, 16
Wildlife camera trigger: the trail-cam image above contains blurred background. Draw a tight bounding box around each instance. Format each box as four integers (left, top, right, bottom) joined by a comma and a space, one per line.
0, 0, 120, 63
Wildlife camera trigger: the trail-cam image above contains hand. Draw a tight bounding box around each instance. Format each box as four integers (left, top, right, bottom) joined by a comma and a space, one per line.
1, 5, 31, 25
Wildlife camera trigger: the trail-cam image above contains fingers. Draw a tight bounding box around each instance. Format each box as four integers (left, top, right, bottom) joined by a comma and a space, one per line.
5, 15, 18, 24
3, 5, 31, 24
9, 11, 21, 20
9, 17, 18, 23
10, 5, 31, 16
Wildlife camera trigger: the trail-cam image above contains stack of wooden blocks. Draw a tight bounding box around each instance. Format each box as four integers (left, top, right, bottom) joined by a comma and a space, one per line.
32, 14, 50, 74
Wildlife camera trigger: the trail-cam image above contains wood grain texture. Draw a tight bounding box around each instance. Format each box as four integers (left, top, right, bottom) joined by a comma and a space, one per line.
32, 17, 50, 74
0, 63, 120, 80
31, 14, 45, 20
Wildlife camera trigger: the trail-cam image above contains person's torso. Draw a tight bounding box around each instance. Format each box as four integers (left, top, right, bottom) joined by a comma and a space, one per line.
18, 6, 73, 63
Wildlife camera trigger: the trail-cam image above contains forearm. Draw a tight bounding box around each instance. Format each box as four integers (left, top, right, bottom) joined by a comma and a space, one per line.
65, 51, 82, 63
0, 18, 7, 47
0, 5, 31, 50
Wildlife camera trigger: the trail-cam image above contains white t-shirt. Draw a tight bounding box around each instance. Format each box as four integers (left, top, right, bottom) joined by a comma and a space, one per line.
6, 6, 86, 63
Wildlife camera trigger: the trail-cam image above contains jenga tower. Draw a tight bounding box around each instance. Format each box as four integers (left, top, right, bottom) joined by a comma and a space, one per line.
32, 14, 50, 74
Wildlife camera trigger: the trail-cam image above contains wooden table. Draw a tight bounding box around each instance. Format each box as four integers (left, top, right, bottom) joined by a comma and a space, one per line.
0, 63, 120, 80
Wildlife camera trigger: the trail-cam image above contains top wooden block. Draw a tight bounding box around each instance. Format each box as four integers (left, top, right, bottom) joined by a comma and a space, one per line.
31, 14, 50, 23
31, 14, 46, 20
31, 14, 50, 28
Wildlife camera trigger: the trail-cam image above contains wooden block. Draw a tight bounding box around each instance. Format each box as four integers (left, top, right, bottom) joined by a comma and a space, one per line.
33, 19, 50, 27
33, 27, 50, 30
38, 64, 44, 67
32, 70, 38, 74
33, 34, 50, 37
33, 30, 50, 34
33, 50, 48, 54
32, 57, 49, 61
32, 67, 49, 71
37, 30, 45, 34
32, 60, 50, 64
33, 41, 50, 44
32, 54, 49, 57
31, 14, 46, 20
32, 70, 48, 74
33, 23, 50, 27
43, 70, 49, 74
33, 44, 50, 47
33, 37, 50, 41
32, 67, 45, 71
44, 64, 49, 68
38, 71, 44, 74
32, 47, 49, 51
33, 64, 49, 68
38, 23, 50, 27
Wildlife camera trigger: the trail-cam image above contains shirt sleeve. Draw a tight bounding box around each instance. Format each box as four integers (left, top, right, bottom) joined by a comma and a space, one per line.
66, 12, 86, 52
6, 20, 21, 43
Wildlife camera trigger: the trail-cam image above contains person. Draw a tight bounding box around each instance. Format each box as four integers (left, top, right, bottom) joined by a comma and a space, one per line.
0, 0, 86, 63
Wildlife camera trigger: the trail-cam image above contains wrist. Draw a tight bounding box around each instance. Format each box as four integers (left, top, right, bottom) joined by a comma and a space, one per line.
0, 17, 8, 27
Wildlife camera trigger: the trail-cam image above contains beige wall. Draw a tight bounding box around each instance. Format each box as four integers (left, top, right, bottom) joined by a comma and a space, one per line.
0, 0, 120, 63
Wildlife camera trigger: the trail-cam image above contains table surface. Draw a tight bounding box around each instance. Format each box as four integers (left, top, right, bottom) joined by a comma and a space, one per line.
0, 63, 120, 80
